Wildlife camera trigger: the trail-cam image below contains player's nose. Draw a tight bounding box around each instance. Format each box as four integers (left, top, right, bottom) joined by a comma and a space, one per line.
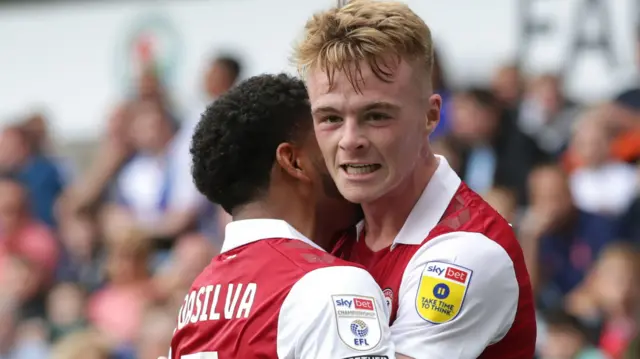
338, 119, 368, 152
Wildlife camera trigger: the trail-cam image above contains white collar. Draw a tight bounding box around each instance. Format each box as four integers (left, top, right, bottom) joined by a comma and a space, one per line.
221, 219, 325, 253
356, 155, 461, 247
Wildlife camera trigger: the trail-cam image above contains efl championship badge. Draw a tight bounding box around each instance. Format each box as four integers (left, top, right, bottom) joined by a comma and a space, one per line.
415, 261, 472, 324
332, 295, 382, 351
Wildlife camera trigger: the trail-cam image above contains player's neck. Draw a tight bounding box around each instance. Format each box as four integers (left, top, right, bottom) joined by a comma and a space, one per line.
361, 155, 438, 251
233, 197, 317, 246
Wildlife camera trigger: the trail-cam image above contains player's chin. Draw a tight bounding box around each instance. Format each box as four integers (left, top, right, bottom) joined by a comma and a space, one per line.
337, 182, 383, 205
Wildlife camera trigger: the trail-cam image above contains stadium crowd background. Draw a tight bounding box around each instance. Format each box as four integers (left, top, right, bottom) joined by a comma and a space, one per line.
0, 0, 639, 358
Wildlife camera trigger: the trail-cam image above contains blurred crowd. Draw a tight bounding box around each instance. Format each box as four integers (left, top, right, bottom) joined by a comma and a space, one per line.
1, 18, 640, 359
0, 56, 239, 359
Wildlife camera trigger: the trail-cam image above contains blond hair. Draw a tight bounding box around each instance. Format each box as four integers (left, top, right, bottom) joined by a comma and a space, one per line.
293, 0, 434, 90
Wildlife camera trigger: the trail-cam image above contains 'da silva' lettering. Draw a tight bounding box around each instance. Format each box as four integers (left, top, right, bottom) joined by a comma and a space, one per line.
177, 283, 257, 330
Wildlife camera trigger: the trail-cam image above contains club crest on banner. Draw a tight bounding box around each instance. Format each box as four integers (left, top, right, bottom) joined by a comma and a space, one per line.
116, 13, 182, 93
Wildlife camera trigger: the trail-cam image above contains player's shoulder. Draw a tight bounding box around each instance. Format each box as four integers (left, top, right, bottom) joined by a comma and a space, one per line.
282, 265, 382, 329
426, 184, 517, 250
277, 264, 387, 357
268, 239, 378, 303
263, 237, 365, 273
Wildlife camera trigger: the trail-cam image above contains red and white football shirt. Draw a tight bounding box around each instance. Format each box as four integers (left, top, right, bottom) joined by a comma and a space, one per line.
170, 219, 395, 359
333, 156, 537, 359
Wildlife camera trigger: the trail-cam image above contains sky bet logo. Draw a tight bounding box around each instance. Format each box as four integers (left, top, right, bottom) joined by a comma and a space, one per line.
427, 265, 468, 284
335, 297, 374, 310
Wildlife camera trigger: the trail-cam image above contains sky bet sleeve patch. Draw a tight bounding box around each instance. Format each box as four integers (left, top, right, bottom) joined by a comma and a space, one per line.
332, 295, 382, 351
415, 261, 473, 324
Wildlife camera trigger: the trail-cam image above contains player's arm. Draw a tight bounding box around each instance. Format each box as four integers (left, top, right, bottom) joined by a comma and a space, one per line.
277, 266, 395, 359
392, 232, 519, 359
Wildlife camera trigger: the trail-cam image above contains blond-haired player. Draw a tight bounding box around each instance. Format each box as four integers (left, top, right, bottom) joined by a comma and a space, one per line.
294, 1, 537, 358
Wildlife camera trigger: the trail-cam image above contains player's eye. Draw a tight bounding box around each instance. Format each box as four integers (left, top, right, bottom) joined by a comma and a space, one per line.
322, 115, 343, 124
367, 112, 391, 121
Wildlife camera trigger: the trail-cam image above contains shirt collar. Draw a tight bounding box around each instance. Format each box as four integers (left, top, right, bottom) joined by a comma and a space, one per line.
355, 155, 461, 247
393, 155, 461, 245
221, 219, 325, 253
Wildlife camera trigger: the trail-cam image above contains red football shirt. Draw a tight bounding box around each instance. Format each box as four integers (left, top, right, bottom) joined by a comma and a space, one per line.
333, 156, 537, 359
170, 219, 395, 359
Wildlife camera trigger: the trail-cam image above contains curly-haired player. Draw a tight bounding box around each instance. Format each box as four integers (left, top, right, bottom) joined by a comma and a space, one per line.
169, 73, 395, 359
294, 1, 536, 358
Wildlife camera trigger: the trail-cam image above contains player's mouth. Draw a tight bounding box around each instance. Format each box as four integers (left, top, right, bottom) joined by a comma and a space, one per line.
340, 163, 381, 176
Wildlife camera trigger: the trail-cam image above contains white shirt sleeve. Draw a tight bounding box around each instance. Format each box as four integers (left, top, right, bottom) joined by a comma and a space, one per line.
277, 266, 395, 359
392, 232, 519, 359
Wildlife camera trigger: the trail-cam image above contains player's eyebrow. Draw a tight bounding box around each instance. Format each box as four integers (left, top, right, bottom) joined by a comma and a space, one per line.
361, 101, 401, 112
312, 101, 400, 116
311, 106, 338, 116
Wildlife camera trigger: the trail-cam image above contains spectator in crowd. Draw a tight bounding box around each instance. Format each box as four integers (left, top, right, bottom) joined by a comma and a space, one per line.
21, 112, 74, 181
136, 66, 167, 103
55, 214, 103, 291
566, 243, 640, 359
152, 232, 215, 307
46, 282, 87, 342
110, 99, 198, 243
568, 109, 637, 216
172, 54, 244, 246
135, 306, 175, 359
0, 296, 48, 359
60, 104, 133, 217
618, 164, 640, 241
517, 74, 578, 157
49, 329, 109, 359
603, 103, 640, 171
519, 164, 621, 309
491, 63, 523, 112
87, 228, 152, 349
0, 176, 59, 319
0, 126, 64, 228
440, 88, 509, 195
498, 74, 577, 206
537, 310, 606, 359
204, 55, 242, 101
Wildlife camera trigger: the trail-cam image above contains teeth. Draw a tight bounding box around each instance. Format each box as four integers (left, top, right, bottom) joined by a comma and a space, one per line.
344, 164, 378, 175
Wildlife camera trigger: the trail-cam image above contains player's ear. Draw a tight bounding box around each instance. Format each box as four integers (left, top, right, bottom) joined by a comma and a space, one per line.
275, 142, 312, 183
425, 93, 442, 134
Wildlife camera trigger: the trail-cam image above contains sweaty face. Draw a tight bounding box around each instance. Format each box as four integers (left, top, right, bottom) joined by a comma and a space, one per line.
306, 59, 438, 204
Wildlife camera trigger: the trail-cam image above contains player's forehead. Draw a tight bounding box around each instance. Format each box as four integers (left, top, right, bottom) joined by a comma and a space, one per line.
306, 59, 420, 113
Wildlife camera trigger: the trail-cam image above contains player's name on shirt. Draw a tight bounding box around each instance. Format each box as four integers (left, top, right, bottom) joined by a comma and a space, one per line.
177, 283, 257, 330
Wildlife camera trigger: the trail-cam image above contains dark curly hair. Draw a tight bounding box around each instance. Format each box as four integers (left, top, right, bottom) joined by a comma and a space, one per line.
191, 73, 311, 214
